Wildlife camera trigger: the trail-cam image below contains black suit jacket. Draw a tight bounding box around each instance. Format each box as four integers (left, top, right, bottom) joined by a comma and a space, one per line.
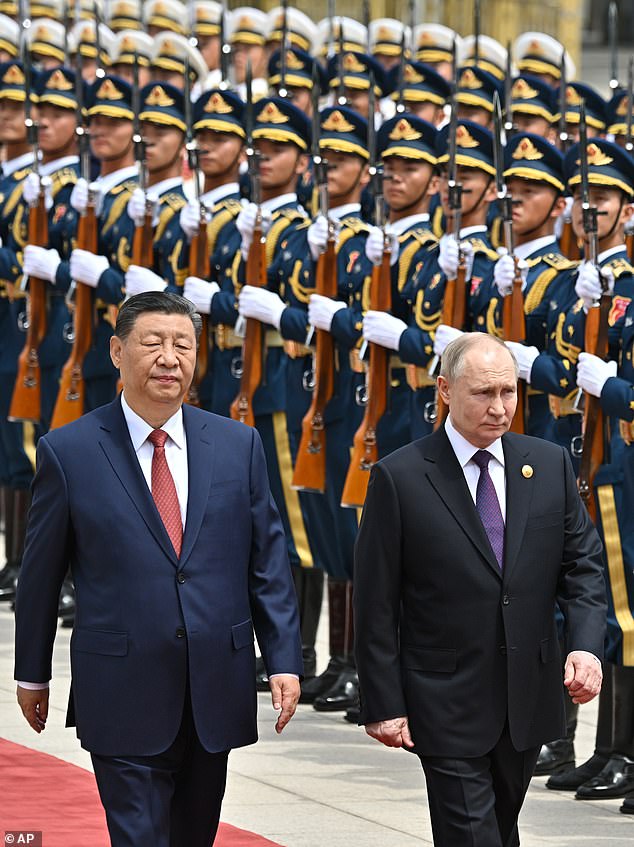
353, 427, 606, 757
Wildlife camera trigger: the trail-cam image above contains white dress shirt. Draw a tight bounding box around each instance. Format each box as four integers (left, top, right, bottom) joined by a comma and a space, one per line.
121, 392, 188, 529
445, 416, 506, 522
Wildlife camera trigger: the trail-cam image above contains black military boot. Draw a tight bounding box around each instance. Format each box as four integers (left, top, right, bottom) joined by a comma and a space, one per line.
548, 663, 613, 791
313, 580, 358, 712
300, 578, 352, 705
576, 666, 634, 800
0, 487, 29, 603
534, 697, 578, 775
620, 793, 634, 814
0, 486, 16, 600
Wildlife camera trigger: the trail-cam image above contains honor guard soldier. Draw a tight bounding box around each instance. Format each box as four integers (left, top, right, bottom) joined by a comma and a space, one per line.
24, 17, 66, 71
192, 0, 226, 87
68, 74, 138, 411
106, 0, 143, 33
369, 18, 409, 73
143, 0, 187, 37
312, 16, 367, 65
541, 141, 634, 810
387, 59, 450, 128
229, 7, 268, 97
412, 22, 462, 83
361, 114, 439, 444
123, 82, 188, 298
181, 87, 245, 415
268, 46, 326, 118
300, 106, 374, 712
68, 16, 116, 84
326, 50, 387, 124
108, 30, 154, 88
513, 31, 576, 89
265, 5, 315, 55
455, 65, 502, 130
0, 13, 18, 61
561, 81, 607, 144
509, 74, 558, 142
149, 32, 208, 91
0, 60, 35, 605
607, 90, 634, 149
461, 33, 507, 83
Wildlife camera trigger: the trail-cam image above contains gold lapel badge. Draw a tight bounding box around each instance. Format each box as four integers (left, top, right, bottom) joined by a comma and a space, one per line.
522, 464, 534, 479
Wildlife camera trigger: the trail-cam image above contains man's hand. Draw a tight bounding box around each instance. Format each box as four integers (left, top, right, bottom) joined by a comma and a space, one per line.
564, 651, 603, 704
17, 685, 49, 733
365, 717, 414, 749
268, 674, 300, 734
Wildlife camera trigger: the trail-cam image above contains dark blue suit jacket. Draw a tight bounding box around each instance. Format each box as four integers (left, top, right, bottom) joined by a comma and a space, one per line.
14, 397, 302, 757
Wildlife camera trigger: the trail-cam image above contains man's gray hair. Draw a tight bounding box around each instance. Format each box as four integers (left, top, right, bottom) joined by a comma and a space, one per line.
439, 332, 519, 382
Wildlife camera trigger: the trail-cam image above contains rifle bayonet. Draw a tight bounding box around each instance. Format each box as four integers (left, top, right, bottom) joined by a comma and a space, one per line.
395, 29, 406, 114
473, 0, 481, 67
278, 0, 289, 99
609, 1, 619, 92
627, 56, 633, 154
579, 99, 599, 267
492, 91, 513, 255
558, 47, 568, 152
336, 20, 346, 106
94, 0, 105, 79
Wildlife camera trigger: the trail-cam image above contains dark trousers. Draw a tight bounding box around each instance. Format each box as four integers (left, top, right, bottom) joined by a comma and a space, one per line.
420, 723, 540, 847
91, 687, 229, 847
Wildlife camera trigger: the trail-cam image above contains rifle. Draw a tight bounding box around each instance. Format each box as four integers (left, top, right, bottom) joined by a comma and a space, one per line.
292, 76, 336, 493
94, 0, 105, 80
473, 0, 481, 67
219, 0, 231, 89
184, 56, 210, 407
431, 47, 467, 430
229, 61, 267, 427
341, 77, 391, 508
51, 57, 97, 429
576, 100, 611, 523
558, 47, 580, 261
395, 29, 406, 115
504, 40, 514, 136
493, 92, 525, 434
9, 34, 48, 424
277, 0, 289, 99
625, 58, 634, 261
131, 54, 154, 270
608, 1, 619, 93
336, 19, 346, 106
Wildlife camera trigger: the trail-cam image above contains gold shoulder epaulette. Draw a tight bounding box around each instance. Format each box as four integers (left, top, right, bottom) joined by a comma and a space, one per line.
162, 192, 186, 212
214, 198, 243, 215
542, 252, 579, 271
404, 227, 437, 248
606, 257, 634, 278
110, 179, 138, 197
339, 216, 370, 235
12, 167, 32, 182
275, 207, 307, 224
468, 238, 498, 260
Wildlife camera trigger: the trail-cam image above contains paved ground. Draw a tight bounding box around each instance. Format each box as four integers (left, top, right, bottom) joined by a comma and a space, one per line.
1, 590, 632, 846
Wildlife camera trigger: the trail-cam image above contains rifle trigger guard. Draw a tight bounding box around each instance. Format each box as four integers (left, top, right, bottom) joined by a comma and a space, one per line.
62, 322, 75, 344
423, 400, 438, 424
355, 384, 368, 406
17, 312, 29, 333
570, 435, 584, 458
302, 368, 315, 392
230, 356, 243, 379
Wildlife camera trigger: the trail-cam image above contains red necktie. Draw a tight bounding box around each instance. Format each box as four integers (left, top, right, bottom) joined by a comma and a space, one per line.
148, 429, 183, 558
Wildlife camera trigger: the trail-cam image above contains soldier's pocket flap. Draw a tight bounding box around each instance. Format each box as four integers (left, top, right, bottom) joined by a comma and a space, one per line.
402, 646, 456, 673
72, 628, 128, 656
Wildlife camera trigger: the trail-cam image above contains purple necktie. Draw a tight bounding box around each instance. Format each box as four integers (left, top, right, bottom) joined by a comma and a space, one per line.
472, 450, 505, 569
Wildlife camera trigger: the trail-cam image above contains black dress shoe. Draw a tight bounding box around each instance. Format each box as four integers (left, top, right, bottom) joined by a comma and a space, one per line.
57, 579, 75, 628
344, 703, 360, 724
534, 740, 575, 776
620, 795, 634, 814
575, 755, 634, 800
313, 671, 358, 712
299, 656, 348, 704
546, 753, 609, 791
0, 564, 19, 601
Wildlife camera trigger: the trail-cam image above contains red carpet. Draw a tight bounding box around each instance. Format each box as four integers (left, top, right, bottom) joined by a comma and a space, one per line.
0, 738, 284, 846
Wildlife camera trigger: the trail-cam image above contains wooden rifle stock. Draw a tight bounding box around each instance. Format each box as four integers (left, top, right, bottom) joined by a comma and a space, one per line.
291, 235, 337, 492
341, 247, 392, 508
560, 220, 581, 261
626, 231, 634, 262
9, 192, 49, 423
50, 203, 98, 429
187, 213, 210, 407
433, 255, 468, 430
577, 293, 611, 522
229, 222, 266, 427
502, 260, 526, 435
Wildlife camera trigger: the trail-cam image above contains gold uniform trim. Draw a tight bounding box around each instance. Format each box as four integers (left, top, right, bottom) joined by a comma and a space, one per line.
272, 410, 313, 568
524, 267, 558, 314
597, 484, 634, 664
102, 182, 137, 236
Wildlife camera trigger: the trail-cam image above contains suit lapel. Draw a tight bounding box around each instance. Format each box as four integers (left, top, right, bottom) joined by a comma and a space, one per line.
423, 429, 502, 579
97, 397, 178, 565
501, 434, 535, 582
179, 405, 215, 567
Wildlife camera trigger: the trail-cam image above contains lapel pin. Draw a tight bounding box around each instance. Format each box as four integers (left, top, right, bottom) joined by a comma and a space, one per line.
522, 464, 533, 479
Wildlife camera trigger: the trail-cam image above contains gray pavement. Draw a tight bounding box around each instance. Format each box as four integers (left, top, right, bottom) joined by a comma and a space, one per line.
1, 594, 632, 846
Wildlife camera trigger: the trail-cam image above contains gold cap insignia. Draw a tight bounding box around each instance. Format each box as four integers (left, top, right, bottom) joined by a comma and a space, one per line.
33, 25, 51, 41
96, 79, 124, 100
121, 36, 136, 51
459, 68, 482, 90
566, 86, 582, 107
236, 15, 252, 30
47, 69, 74, 91
419, 31, 434, 46
586, 144, 614, 167
528, 39, 542, 54
343, 52, 366, 73
321, 109, 355, 132
285, 50, 304, 71
257, 101, 289, 124
389, 118, 422, 142
512, 137, 544, 160
145, 85, 175, 107
511, 78, 538, 101
456, 124, 479, 148
404, 64, 424, 84
617, 97, 630, 116
2, 64, 25, 85
377, 26, 393, 41
521, 464, 533, 478
204, 92, 232, 114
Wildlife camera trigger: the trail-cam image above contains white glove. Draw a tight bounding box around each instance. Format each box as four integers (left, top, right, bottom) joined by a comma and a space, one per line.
22, 173, 53, 210
365, 225, 399, 266
70, 249, 109, 288
179, 199, 203, 241
124, 264, 166, 296
308, 293, 346, 331
236, 202, 271, 259
505, 340, 539, 382
238, 285, 286, 329
438, 234, 474, 280
307, 214, 332, 261
576, 352, 618, 398
183, 276, 219, 314
433, 324, 464, 357
575, 261, 615, 310
22, 245, 61, 284
494, 251, 528, 297
127, 188, 159, 227
70, 179, 102, 216
362, 310, 407, 350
